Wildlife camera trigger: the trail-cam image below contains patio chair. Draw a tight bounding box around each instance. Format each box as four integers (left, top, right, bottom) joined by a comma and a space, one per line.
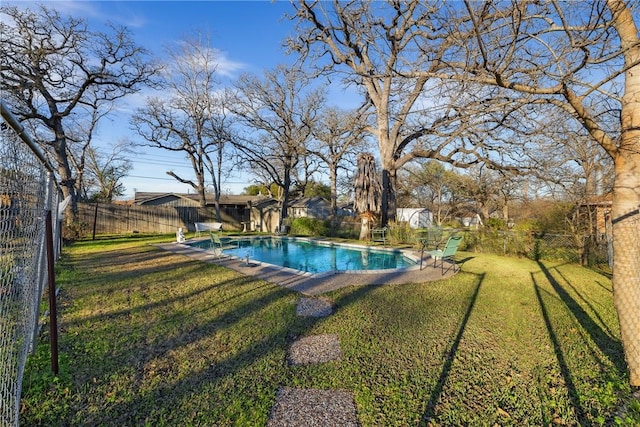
418, 226, 444, 261
424, 235, 463, 274
424, 226, 444, 250
209, 231, 239, 257
371, 227, 388, 245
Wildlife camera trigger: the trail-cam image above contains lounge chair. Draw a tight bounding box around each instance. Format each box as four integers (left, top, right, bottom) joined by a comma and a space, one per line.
424, 235, 463, 273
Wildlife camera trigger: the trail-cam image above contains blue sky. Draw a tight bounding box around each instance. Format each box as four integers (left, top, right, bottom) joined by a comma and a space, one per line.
9, 1, 356, 198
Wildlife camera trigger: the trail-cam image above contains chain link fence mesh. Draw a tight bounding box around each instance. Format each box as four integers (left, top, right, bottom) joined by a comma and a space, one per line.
1, 122, 60, 426
614, 209, 640, 386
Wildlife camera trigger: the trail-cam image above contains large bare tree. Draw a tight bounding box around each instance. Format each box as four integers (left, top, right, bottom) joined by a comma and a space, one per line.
0, 5, 158, 224
230, 65, 324, 227
439, 0, 640, 387
289, 1, 523, 225
310, 106, 370, 216
131, 34, 233, 214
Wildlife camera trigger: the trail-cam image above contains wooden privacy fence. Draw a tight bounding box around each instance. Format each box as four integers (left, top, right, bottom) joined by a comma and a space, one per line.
77, 203, 221, 235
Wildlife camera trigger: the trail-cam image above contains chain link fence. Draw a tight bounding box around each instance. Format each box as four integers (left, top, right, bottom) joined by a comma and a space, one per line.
384, 221, 613, 275
460, 229, 611, 272
613, 208, 640, 385
1, 104, 61, 426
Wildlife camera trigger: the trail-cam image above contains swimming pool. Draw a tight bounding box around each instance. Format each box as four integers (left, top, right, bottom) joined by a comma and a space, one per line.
187, 237, 418, 274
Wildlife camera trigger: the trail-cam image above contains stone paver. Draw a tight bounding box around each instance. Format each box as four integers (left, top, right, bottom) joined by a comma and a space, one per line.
288, 333, 342, 365
267, 387, 359, 427
296, 297, 334, 317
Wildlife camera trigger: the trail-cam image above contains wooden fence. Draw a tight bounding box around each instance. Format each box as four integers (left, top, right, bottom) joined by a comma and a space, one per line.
77, 203, 229, 235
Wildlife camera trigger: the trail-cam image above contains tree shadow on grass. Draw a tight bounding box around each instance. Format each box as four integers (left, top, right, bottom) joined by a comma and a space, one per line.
53, 280, 297, 425
531, 261, 628, 425
420, 272, 485, 425
62, 265, 263, 328
536, 261, 626, 374
44, 250, 387, 426
532, 271, 587, 425
64, 246, 201, 287
553, 267, 619, 343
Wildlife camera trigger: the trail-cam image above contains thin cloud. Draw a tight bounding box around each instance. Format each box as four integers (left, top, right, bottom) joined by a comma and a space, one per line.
212, 50, 245, 77
178, 47, 244, 78
167, 38, 246, 79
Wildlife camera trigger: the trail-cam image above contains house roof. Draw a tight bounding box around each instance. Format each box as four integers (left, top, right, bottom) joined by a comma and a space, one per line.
289, 196, 329, 208
134, 192, 274, 206
134, 192, 195, 205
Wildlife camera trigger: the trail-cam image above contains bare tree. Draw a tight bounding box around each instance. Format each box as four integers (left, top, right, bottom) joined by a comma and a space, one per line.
310, 106, 370, 216
545, 117, 615, 202
83, 140, 133, 202
292, 147, 322, 199
204, 89, 236, 219
289, 1, 523, 226
0, 5, 158, 225
131, 34, 232, 214
293, 0, 640, 386
443, 0, 640, 386
230, 65, 324, 227
353, 152, 381, 240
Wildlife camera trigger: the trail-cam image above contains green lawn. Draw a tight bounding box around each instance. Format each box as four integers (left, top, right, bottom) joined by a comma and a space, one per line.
20, 235, 640, 426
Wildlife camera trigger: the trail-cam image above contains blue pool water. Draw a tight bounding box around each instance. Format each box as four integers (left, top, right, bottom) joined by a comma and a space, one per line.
188, 237, 417, 274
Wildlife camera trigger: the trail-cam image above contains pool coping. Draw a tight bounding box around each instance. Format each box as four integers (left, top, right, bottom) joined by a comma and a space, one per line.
157, 236, 458, 295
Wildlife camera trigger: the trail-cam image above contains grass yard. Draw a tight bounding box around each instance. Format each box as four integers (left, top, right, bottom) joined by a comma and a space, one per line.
20, 235, 640, 426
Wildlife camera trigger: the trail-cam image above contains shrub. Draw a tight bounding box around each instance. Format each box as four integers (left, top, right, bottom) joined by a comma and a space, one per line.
484, 217, 506, 230
62, 220, 89, 241
289, 217, 328, 236
387, 221, 415, 245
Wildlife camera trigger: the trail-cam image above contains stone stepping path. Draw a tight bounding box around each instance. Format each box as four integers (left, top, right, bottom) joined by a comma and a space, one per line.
267, 297, 359, 426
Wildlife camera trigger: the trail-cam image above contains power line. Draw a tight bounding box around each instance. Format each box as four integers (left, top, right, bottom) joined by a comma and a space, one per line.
126, 174, 249, 185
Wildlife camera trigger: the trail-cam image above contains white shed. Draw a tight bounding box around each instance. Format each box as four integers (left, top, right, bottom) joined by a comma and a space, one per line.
396, 208, 433, 229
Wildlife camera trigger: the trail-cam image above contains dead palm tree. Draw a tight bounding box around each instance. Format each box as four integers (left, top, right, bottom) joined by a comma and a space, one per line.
354, 152, 382, 240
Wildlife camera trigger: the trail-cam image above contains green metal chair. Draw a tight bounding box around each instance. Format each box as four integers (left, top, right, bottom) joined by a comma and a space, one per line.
418, 226, 444, 266
209, 231, 239, 257
371, 227, 388, 245
425, 235, 463, 274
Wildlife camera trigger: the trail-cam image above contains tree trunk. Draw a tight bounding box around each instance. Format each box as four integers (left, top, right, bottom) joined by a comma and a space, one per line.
52, 128, 78, 226
502, 203, 509, 222
197, 185, 207, 208
329, 166, 338, 217
480, 203, 490, 221
280, 166, 291, 228
608, 0, 640, 385
359, 215, 372, 241
380, 167, 397, 226
215, 146, 223, 221
611, 150, 640, 387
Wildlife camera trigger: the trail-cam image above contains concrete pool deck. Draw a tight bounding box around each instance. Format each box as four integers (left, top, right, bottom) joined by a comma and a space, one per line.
157, 239, 458, 295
